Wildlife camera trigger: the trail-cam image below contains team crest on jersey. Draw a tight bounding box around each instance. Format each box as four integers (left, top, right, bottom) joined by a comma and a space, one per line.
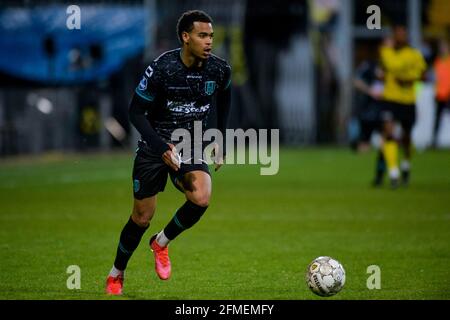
138, 77, 147, 91
204, 81, 216, 95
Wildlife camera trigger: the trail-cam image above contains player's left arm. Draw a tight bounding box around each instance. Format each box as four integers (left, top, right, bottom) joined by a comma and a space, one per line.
415, 51, 427, 81
396, 52, 427, 83
214, 64, 232, 171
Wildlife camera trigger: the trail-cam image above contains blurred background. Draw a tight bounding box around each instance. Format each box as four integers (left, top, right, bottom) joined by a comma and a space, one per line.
0, 0, 449, 156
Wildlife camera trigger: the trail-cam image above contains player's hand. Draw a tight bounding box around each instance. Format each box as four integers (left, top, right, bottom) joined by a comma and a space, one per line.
369, 88, 383, 100
214, 155, 225, 172
211, 142, 225, 172
162, 143, 181, 171
374, 67, 384, 81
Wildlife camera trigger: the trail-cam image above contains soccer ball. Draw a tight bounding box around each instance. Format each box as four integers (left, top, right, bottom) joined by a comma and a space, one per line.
305, 256, 346, 297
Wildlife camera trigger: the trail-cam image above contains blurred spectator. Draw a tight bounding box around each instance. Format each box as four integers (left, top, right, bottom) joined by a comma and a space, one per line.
432, 39, 450, 148
353, 44, 384, 152
309, 0, 339, 143
244, 0, 305, 130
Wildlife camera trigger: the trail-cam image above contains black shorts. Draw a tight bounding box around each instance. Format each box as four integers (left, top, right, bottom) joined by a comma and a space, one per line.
132, 141, 210, 200
379, 101, 416, 134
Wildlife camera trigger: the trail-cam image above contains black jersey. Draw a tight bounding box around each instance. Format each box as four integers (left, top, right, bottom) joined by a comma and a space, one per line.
134, 48, 231, 145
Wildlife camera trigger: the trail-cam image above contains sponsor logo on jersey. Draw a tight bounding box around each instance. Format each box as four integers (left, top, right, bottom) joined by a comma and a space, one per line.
168, 86, 190, 90
204, 81, 216, 95
167, 100, 211, 114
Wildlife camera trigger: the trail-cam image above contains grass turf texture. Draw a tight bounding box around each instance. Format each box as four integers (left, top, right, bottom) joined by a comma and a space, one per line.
0, 148, 449, 300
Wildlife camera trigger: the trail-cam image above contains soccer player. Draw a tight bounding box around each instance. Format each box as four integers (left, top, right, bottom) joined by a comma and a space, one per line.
373, 25, 426, 188
353, 51, 384, 153
105, 10, 231, 295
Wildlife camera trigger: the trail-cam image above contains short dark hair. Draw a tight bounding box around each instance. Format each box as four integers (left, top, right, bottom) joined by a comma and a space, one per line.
176, 10, 213, 44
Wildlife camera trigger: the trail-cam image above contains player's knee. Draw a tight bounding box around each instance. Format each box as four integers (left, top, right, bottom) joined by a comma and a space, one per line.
189, 193, 210, 207
132, 204, 155, 227
131, 212, 152, 227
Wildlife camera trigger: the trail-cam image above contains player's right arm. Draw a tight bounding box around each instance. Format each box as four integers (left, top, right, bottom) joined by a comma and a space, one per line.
353, 63, 370, 93
354, 62, 377, 98
129, 62, 180, 171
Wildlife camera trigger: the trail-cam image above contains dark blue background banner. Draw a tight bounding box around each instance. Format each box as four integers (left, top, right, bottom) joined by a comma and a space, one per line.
0, 5, 147, 84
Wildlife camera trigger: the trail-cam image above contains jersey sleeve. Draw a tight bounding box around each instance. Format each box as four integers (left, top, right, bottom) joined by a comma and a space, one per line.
134, 60, 162, 103
219, 63, 232, 91
216, 63, 232, 156
129, 60, 170, 157
414, 51, 427, 78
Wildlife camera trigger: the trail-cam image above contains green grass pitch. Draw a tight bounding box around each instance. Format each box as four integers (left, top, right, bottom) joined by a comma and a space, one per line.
0, 148, 449, 299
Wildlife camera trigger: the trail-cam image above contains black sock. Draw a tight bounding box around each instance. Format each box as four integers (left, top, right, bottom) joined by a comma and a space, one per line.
163, 200, 208, 240
374, 150, 386, 184
113, 216, 149, 271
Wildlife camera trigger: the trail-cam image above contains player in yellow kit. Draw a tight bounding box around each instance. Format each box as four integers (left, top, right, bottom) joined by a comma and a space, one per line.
373, 25, 426, 188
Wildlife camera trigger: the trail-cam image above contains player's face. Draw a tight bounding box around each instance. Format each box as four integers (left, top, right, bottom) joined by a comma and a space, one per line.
393, 26, 407, 46
185, 21, 213, 59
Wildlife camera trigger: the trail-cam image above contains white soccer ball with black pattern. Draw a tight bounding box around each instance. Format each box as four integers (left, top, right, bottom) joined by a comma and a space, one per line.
306, 256, 346, 297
